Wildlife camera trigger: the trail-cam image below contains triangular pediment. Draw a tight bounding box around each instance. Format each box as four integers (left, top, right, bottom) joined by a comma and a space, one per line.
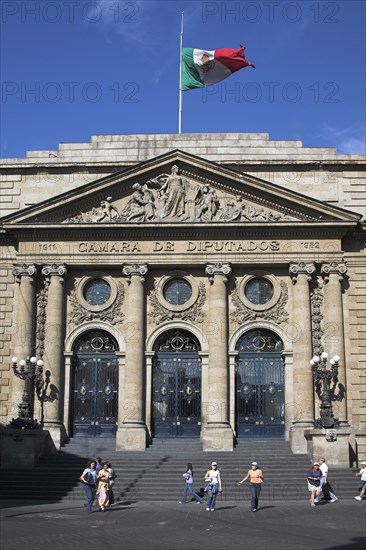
1, 150, 360, 231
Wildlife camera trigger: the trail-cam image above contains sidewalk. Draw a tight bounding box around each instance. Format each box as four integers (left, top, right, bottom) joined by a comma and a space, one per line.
1, 498, 365, 550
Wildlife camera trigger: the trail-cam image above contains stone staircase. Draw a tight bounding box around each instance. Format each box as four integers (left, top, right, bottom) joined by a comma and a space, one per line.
0, 438, 360, 503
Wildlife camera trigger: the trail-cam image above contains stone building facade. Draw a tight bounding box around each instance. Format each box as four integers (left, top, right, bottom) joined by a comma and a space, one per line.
0, 133, 365, 465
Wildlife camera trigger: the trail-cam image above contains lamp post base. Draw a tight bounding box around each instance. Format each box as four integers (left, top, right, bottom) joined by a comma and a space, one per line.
0, 427, 56, 469
304, 427, 352, 467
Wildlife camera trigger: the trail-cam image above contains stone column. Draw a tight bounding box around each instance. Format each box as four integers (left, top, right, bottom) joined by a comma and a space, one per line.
202, 263, 233, 451
41, 264, 67, 449
118, 264, 148, 451
321, 261, 348, 424
11, 264, 37, 419
289, 262, 316, 453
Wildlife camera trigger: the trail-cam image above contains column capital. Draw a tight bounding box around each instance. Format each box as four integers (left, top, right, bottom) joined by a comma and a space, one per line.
205, 263, 231, 284
12, 264, 37, 283
289, 262, 316, 283
122, 264, 148, 283
321, 261, 347, 282
41, 264, 67, 279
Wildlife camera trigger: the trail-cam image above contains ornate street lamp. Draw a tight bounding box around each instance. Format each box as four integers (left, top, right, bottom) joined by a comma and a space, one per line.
9, 356, 44, 429
310, 352, 340, 429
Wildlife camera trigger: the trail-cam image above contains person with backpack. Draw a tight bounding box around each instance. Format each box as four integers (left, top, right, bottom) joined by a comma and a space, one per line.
80, 459, 97, 513
179, 462, 202, 505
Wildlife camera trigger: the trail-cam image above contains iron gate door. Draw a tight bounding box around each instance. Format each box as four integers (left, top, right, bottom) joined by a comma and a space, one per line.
71, 331, 118, 437
153, 353, 201, 437
236, 330, 284, 437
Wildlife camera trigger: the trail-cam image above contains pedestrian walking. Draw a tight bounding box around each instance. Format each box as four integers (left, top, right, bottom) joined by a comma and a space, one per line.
307, 462, 322, 507
80, 459, 97, 513
237, 461, 264, 512
204, 462, 222, 512
179, 462, 202, 504
95, 457, 103, 473
105, 460, 117, 505
315, 458, 338, 503
354, 460, 366, 500
96, 462, 110, 511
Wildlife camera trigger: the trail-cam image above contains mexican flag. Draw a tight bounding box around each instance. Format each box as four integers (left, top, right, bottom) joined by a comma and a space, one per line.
181, 45, 255, 91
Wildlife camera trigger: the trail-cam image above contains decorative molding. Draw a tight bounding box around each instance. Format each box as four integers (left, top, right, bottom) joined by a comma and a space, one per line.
231, 280, 289, 325
68, 282, 125, 326
321, 261, 347, 282
310, 278, 324, 356
41, 264, 67, 278
12, 264, 37, 283
122, 264, 148, 283
149, 281, 206, 324
289, 262, 316, 283
35, 278, 50, 359
205, 263, 232, 283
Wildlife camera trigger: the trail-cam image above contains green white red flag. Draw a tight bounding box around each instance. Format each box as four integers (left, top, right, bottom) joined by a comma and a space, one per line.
181, 45, 255, 91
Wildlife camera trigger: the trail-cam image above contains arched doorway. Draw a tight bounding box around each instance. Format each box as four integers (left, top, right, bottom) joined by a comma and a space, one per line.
152, 330, 201, 438
235, 329, 284, 438
71, 330, 119, 437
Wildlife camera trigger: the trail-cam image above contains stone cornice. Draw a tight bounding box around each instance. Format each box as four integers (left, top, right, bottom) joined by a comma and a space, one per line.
1, 221, 359, 243
1, 150, 362, 226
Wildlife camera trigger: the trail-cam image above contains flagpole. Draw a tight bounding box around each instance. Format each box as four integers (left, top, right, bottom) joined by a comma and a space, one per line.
178, 11, 184, 134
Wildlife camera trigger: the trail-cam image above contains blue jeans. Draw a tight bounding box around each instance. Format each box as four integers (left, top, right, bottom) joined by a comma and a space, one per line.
207, 483, 219, 509
181, 483, 201, 503
249, 483, 261, 510
83, 483, 96, 511
315, 478, 337, 502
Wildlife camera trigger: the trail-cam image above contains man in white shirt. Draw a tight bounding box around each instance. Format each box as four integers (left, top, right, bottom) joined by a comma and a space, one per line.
315, 457, 338, 503
355, 460, 366, 500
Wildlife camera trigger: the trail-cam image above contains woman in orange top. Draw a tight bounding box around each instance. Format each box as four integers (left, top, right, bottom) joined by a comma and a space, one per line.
237, 461, 264, 512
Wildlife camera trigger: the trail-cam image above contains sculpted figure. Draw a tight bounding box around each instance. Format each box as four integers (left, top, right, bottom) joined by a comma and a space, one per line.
159, 165, 187, 219
238, 198, 259, 221
96, 197, 119, 222
142, 184, 156, 220
216, 196, 242, 222
122, 183, 155, 222
195, 184, 219, 221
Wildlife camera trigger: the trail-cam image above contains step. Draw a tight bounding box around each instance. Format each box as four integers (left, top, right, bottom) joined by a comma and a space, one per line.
0, 437, 357, 502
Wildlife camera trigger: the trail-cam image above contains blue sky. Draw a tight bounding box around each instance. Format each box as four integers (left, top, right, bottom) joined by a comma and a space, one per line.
1, 0, 365, 158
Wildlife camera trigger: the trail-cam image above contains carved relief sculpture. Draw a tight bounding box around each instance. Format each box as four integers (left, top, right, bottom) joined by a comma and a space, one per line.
310, 278, 324, 357
149, 281, 206, 324
35, 278, 49, 358
68, 282, 125, 325
62, 166, 293, 224
231, 280, 289, 324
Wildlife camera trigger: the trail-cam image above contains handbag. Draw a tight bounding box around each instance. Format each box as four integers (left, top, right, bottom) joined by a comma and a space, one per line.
80, 471, 91, 484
